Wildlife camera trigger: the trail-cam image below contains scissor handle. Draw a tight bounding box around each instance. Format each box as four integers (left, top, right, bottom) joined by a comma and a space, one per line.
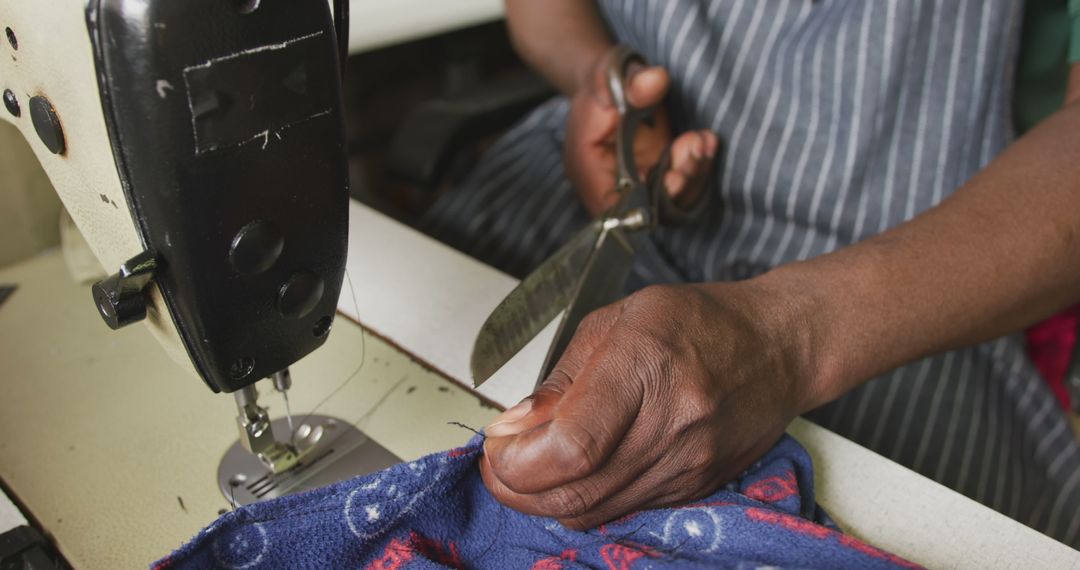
606, 46, 658, 223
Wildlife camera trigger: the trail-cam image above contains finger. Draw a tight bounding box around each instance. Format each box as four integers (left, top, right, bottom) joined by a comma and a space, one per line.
663, 170, 688, 199
671, 131, 715, 177
702, 130, 719, 158
484, 303, 623, 437
626, 65, 670, 109
564, 96, 621, 216
484, 327, 645, 495
480, 426, 655, 522
555, 464, 682, 530
665, 130, 717, 202
555, 431, 733, 530
481, 376, 662, 521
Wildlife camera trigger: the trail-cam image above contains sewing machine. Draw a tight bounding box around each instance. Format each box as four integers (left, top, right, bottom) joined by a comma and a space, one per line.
2, 1, 1079, 568
0, 0, 398, 506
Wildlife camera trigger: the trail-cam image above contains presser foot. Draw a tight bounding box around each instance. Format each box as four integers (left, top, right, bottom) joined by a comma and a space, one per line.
217, 414, 400, 506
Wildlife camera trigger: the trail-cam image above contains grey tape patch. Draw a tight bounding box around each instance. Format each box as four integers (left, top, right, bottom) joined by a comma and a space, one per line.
183, 31, 332, 154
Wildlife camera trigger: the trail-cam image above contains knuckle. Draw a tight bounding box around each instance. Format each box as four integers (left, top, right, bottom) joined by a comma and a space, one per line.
550, 419, 605, 480
682, 446, 717, 478
682, 378, 720, 417
537, 369, 572, 395
489, 482, 518, 507
630, 284, 678, 310
579, 307, 613, 331
543, 483, 597, 518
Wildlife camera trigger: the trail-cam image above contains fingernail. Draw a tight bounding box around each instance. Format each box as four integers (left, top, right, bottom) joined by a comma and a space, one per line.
705, 134, 718, 158
485, 399, 533, 437
690, 138, 703, 160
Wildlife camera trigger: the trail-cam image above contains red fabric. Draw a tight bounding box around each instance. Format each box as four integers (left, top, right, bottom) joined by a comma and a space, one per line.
1025, 305, 1080, 411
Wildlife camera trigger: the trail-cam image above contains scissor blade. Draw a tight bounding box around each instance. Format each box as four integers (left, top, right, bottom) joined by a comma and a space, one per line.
471, 220, 603, 386
537, 227, 637, 386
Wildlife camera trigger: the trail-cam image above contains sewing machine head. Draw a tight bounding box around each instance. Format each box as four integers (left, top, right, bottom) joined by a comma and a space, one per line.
83, 0, 350, 394
0, 0, 390, 501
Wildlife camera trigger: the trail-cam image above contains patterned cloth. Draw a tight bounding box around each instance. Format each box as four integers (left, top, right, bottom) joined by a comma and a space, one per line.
155, 435, 918, 569
420, 0, 1080, 546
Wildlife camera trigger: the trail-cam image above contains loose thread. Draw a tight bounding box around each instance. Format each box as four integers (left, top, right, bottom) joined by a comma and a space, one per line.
447, 421, 485, 438
300, 268, 366, 426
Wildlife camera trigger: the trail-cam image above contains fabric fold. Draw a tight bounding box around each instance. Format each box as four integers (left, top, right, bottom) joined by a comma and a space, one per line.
154, 434, 917, 569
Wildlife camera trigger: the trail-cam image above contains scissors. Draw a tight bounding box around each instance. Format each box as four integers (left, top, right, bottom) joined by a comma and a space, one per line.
471, 45, 700, 389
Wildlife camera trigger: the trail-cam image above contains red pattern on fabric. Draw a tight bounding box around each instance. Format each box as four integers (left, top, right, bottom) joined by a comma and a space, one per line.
745, 508, 833, 539
746, 509, 921, 568
410, 531, 464, 568
838, 535, 922, 569
447, 447, 472, 458
365, 536, 414, 570
531, 549, 578, 570
744, 470, 799, 504
600, 542, 658, 570
151, 558, 172, 570
1025, 306, 1078, 410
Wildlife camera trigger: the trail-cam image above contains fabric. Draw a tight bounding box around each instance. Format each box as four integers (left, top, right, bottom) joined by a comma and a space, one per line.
1014, 0, 1077, 415
420, 0, 1080, 546
1026, 306, 1080, 411
1071, 0, 1080, 62
155, 435, 918, 569
1013, 0, 1071, 133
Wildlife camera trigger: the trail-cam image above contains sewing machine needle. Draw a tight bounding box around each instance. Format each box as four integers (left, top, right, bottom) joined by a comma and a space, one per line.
272, 369, 296, 446
282, 390, 295, 446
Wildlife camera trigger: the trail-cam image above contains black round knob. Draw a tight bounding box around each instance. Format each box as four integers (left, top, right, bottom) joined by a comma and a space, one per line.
29, 96, 64, 155
229, 220, 284, 275
3, 89, 19, 117
91, 276, 148, 330
277, 271, 324, 319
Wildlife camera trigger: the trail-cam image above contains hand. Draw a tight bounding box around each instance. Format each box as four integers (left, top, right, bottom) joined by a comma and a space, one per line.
565, 48, 718, 217
1068, 62, 1080, 106
480, 282, 819, 529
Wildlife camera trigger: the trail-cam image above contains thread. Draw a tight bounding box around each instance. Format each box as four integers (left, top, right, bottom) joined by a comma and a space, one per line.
299, 268, 367, 426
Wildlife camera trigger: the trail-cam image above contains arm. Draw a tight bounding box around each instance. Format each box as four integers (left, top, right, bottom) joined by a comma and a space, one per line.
479, 63, 1080, 530
504, 0, 612, 96
504, 0, 718, 215
790, 63, 1080, 406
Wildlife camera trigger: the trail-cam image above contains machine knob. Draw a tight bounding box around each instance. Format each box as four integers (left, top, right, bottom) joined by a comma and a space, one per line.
29, 96, 65, 155
277, 270, 324, 319
92, 275, 148, 329
91, 251, 158, 330
229, 220, 284, 275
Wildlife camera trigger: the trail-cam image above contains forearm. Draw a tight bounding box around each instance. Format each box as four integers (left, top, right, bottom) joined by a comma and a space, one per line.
505, 0, 612, 95
765, 97, 1080, 408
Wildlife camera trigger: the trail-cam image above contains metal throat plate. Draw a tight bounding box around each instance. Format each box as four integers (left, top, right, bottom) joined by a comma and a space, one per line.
217, 415, 399, 506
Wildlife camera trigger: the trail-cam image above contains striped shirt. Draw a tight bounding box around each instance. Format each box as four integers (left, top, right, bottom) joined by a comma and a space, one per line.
422, 0, 1080, 545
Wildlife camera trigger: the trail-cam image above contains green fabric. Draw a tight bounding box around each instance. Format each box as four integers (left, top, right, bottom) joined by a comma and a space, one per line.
1014, 0, 1073, 133
1071, 0, 1080, 63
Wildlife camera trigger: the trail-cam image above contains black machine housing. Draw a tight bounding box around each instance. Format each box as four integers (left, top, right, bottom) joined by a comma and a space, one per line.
85, 0, 350, 393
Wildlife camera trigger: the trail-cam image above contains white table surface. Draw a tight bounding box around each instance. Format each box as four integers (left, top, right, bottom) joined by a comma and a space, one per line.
338, 199, 1080, 569
348, 0, 504, 54
0, 251, 496, 569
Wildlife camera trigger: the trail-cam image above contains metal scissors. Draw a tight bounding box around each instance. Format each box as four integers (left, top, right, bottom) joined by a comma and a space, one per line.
471, 46, 687, 388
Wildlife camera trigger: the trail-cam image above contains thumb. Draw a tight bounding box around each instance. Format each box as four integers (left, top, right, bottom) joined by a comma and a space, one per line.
626, 65, 670, 109
483, 333, 643, 495
483, 304, 624, 438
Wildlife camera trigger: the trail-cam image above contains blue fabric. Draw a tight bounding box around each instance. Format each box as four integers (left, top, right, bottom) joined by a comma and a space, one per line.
155, 435, 918, 569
